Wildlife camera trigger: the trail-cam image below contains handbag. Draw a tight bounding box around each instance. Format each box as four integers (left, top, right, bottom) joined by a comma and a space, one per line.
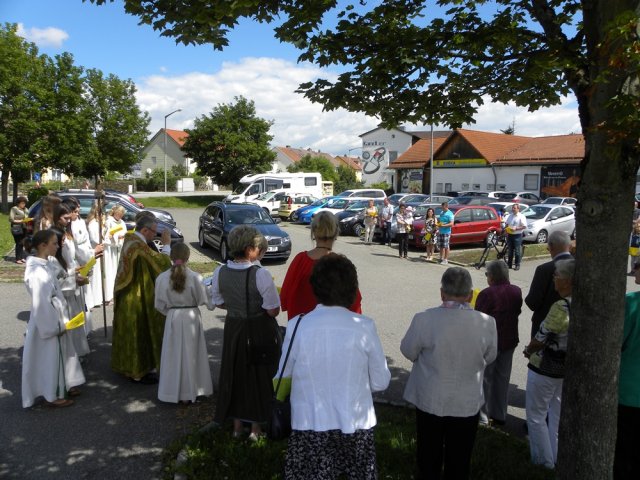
267, 313, 305, 441
244, 266, 281, 365
11, 223, 23, 235
539, 348, 566, 378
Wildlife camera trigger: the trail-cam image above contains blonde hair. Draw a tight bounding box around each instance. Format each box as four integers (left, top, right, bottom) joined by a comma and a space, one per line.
227, 225, 264, 259
169, 243, 190, 293
109, 205, 125, 217
311, 211, 339, 242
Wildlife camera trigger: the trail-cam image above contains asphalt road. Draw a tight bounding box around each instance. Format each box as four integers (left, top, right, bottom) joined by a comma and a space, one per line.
2, 207, 637, 478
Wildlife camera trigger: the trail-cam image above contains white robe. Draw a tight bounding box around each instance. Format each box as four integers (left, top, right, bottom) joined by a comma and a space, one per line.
53, 242, 90, 357
103, 217, 126, 302
22, 257, 85, 408
155, 268, 213, 403
87, 219, 105, 308
71, 218, 94, 332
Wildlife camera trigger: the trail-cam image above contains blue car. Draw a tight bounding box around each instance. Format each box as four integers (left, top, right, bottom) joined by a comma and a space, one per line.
292, 196, 338, 224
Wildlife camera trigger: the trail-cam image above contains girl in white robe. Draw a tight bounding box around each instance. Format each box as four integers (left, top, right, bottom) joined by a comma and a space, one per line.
22, 230, 85, 408
86, 202, 105, 309
155, 243, 213, 404
103, 205, 127, 303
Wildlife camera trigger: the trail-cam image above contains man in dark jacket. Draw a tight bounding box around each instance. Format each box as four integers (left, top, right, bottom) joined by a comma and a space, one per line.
524, 231, 572, 338
475, 260, 522, 425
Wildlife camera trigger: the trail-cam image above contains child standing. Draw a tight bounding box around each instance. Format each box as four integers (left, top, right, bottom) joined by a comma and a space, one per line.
155, 243, 213, 404
22, 230, 85, 408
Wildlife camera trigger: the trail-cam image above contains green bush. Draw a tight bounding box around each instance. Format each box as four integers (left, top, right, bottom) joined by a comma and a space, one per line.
27, 186, 50, 206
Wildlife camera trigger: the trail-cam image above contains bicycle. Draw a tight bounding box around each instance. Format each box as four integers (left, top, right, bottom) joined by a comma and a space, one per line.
475, 231, 526, 269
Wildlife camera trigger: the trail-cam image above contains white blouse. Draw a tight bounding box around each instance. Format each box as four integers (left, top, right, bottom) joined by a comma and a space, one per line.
209, 261, 280, 310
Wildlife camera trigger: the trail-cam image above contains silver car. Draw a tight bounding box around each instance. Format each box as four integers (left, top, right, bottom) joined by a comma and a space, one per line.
522, 204, 575, 243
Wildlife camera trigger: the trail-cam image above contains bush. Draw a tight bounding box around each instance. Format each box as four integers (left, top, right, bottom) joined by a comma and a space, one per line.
27, 186, 50, 206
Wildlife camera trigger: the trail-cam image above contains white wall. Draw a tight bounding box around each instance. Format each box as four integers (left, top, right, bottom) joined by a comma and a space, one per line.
432, 165, 542, 194
360, 128, 414, 186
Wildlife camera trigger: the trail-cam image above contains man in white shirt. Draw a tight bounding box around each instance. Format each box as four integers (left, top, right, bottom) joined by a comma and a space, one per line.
380, 197, 395, 246
504, 203, 527, 270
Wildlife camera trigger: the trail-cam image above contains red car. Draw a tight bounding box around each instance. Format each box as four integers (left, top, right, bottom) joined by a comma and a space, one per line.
409, 205, 501, 248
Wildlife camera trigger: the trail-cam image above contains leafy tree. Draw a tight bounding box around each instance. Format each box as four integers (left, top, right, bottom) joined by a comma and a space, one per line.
0, 23, 46, 212
182, 96, 275, 188
81, 68, 150, 180
287, 154, 337, 183
334, 164, 363, 194
91, 1, 640, 477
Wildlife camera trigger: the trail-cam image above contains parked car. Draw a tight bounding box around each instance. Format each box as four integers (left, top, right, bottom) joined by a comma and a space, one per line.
448, 191, 489, 198
541, 196, 577, 207
277, 194, 318, 220
198, 202, 291, 261
312, 197, 371, 217
292, 196, 339, 224
522, 204, 575, 243
486, 202, 531, 218
427, 195, 454, 204
62, 188, 175, 225
249, 189, 291, 216
496, 191, 541, 205
336, 199, 385, 236
28, 190, 183, 247
410, 205, 502, 248
448, 196, 495, 206
335, 188, 387, 199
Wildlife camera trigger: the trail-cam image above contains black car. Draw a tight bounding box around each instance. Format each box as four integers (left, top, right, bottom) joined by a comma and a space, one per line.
336, 199, 385, 236
198, 202, 291, 261
28, 191, 184, 247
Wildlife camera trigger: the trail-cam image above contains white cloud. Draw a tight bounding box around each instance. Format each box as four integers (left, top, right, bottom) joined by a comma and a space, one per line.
136, 57, 581, 155
16, 23, 69, 48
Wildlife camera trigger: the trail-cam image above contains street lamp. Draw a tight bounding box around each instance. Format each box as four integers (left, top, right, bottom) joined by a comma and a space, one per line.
164, 108, 182, 193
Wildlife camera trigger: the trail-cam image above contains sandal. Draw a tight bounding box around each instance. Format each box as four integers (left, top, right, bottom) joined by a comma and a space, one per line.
68, 388, 81, 397
47, 398, 74, 408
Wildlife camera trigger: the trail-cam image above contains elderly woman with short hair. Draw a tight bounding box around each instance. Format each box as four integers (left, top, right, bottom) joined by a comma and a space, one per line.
524, 258, 574, 469
401, 267, 497, 479
210, 225, 281, 441
278, 254, 390, 479
475, 260, 523, 426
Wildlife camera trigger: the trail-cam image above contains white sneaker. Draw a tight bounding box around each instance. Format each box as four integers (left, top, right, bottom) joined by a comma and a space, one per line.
441, 259, 448, 265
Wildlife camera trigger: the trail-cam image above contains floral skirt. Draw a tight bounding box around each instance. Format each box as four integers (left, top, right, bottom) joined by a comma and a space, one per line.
284, 428, 377, 480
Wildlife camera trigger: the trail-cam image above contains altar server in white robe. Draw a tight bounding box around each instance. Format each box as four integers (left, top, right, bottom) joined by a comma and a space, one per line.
104, 205, 127, 303
155, 243, 213, 404
22, 230, 85, 408
86, 202, 105, 308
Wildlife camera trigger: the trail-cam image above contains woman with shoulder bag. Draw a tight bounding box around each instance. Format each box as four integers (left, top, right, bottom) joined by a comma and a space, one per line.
523, 258, 574, 469
209, 225, 281, 441
10, 196, 29, 264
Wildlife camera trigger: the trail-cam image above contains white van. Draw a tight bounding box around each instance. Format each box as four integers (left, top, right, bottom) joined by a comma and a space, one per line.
225, 172, 324, 203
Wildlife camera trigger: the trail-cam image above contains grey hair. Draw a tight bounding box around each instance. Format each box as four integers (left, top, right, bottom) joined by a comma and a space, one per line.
227, 225, 264, 259
548, 230, 571, 249
555, 258, 575, 280
135, 214, 157, 232
311, 211, 339, 242
441, 267, 473, 298
486, 260, 510, 283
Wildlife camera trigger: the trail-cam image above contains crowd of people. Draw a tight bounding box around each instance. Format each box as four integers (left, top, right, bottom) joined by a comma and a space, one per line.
13, 194, 639, 479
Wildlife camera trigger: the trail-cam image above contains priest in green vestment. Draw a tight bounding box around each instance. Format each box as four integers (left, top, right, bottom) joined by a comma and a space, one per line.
111, 214, 172, 381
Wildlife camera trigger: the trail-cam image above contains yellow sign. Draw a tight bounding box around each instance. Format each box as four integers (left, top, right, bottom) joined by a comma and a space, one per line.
434, 158, 487, 167
66, 311, 85, 330
78, 257, 96, 277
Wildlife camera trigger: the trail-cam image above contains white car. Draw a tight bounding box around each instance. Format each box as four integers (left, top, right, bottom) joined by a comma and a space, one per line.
522, 204, 575, 243
486, 201, 531, 216
248, 189, 296, 216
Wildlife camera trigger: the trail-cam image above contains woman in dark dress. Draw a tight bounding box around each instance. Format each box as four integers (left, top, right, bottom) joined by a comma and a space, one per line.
209, 225, 281, 440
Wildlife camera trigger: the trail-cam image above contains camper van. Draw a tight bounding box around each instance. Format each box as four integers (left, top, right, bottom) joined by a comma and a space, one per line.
225, 172, 325, 203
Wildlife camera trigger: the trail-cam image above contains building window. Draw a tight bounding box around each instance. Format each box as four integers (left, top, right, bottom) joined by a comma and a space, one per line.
436, 183, 444, 194
473, 183, 481, 190
444, 183, 452, 193
461, 183, 469, 190
152, 156, 157, 165
524, 174, 539, 190
486, 184, 496, 190
498, 184, 506, 190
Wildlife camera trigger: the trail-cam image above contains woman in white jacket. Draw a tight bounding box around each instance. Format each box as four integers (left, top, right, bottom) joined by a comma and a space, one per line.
22, 230, 85, 408
277, 254, 390, 479
103, 205, 127, 303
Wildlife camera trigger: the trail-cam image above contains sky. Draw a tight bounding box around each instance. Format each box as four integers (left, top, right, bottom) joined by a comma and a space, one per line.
2, 0, 582, 155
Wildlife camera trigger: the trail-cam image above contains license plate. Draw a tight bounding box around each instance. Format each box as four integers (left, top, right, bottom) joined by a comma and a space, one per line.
267, 246, 278, 252
408, 234, 414, 239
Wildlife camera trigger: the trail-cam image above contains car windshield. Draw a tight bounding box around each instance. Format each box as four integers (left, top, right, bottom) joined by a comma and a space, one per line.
498, 193, 517, 200
346, 200, 368, 211
523, 206, 551, 220
227, 208, 273, 225
543, 197, 562, 204
255, 191, 276, 201
326, 198, 350, 209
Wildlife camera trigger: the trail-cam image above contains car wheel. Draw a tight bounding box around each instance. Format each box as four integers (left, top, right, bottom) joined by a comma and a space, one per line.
536, 230, 548, 244
571, 228, 576, 239
485, 230, 496, 247
353, 223, 365, 237
220, 240, 229, 262
198, 228, 208, 248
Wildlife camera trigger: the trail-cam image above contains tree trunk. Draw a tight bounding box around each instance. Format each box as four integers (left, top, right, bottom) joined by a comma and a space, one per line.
12, 180, 19, 205
1, 175, 9, 214
556, 1, 640, 478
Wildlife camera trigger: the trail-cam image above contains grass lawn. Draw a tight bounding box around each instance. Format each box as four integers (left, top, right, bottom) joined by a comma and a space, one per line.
140, 195, 227, 209
0, 213, 15, 257
163, 403, 554, 480
449, 242, 549, 266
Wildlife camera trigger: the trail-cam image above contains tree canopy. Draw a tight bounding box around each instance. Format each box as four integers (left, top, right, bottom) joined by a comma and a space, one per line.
0, 22, 150, 211
182, 96, 275, 188
90, 2, 640, 478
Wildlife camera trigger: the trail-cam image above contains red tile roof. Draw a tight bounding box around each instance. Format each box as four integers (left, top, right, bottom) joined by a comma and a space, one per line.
276, 146, 341, 168
496, 134, 584, 164
388, 136, 450, 169
334, 155, 362, 171
166, 129, 189, 147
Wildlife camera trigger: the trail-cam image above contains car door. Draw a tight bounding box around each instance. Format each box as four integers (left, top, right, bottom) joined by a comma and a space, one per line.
548, 206, 575, 235
451, 207, 474, 244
